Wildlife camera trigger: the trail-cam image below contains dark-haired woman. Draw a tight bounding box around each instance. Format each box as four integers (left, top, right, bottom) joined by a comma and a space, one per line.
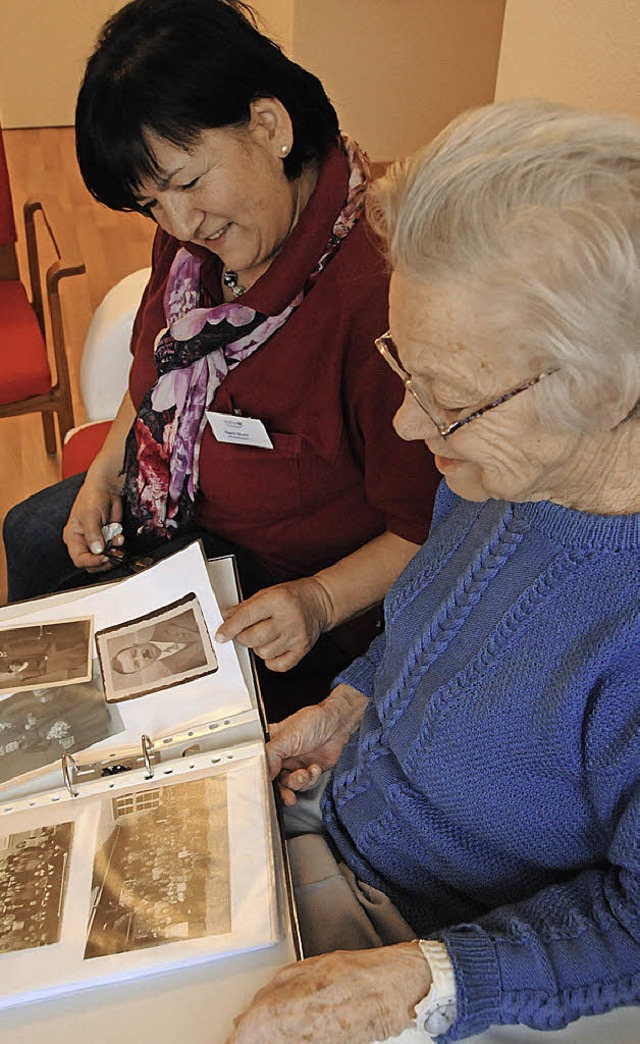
3, 0, 438, 717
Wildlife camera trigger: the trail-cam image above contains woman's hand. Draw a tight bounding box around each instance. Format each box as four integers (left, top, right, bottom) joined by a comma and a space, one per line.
216, 533, 419, 673
62, 470, 124, 572
267, 684, 367, 805
227, 942, 431, 1044
62, 390, 135, 573
216, 576, 334, 671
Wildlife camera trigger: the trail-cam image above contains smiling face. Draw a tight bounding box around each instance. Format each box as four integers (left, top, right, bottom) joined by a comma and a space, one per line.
389, 272, 594, 505
134, 99, 304, 282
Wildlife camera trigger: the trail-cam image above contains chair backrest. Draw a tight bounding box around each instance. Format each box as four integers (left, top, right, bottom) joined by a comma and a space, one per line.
0, 121, 19, 281
81, 267, 151, 420
0, 122, 16, 247
0, 119, 86, 453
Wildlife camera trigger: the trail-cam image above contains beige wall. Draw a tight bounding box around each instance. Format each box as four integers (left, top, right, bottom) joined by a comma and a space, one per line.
5, 0, 640, 141
0, 0, 505, 162
292, 0, 505, 161
496, 0, 640, 118
0, 0, 296, 128
0, 0, 293, 129
0, 0, 121, 128
253, 0, 294, 54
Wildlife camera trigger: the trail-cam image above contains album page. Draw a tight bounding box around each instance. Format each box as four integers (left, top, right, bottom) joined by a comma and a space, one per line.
0, 543, 254, 793
0, 743, 278, 1008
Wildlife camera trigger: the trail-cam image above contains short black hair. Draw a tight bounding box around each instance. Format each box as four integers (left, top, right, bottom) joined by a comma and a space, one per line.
75, 0, 340, 212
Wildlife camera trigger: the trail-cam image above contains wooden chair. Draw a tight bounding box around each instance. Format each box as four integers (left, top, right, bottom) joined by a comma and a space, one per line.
0, 122, 85, 455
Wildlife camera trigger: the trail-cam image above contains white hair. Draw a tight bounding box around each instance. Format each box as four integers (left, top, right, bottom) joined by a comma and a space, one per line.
369, 99, 640, 431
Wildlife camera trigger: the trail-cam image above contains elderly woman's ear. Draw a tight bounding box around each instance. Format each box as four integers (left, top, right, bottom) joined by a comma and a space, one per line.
557, 372, 640, 432
597, 382, 640, 430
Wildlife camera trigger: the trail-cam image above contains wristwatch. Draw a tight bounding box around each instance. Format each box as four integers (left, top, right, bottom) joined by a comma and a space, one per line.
414, 939, 457, 1037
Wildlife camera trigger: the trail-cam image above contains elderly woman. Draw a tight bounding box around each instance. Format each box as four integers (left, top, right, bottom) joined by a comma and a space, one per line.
3, 0, 437, 716
230, 100, 640, 1042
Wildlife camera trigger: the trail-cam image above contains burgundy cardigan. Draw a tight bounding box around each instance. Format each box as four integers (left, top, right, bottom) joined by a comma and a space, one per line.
129, 143, 439, 582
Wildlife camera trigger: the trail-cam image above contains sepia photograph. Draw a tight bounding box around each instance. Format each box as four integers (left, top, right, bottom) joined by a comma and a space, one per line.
0, 822, 73, 954
84, 775, 230, 958
0, 619, 93, 695
0, 661, 124, 786
95, 594, 218, 703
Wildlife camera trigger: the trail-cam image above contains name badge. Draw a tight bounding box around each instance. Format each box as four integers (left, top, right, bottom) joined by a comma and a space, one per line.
206, 411, 274, 449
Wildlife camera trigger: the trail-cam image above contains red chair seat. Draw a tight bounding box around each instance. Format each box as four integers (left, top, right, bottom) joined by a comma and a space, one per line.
0, 280, 51, 403
61, 420, 112, 479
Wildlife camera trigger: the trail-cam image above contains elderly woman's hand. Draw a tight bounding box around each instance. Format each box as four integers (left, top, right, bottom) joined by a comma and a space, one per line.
227, 942, 431, 1043
215, 576, 334, 671
266, 684, 367, 804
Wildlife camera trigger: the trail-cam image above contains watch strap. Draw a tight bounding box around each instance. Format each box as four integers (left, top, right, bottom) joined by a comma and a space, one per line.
414, 939, 457, 1037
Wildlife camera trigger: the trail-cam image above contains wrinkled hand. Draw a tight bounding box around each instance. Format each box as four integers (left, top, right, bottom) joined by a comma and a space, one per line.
62, 472, 124, 572
216, 577, 333, 671
227, 943, 431, 1044
267, 684, 367, 805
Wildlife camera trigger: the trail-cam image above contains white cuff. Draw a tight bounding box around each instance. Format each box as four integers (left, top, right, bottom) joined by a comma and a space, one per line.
414, 939, 457, 1038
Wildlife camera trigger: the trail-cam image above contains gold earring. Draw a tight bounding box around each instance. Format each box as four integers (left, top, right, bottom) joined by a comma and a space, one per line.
281, 144, 289, 156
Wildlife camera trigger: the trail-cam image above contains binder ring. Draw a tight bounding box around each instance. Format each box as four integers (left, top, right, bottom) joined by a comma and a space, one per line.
141, 734, 155, 779
61, 752, 79, 798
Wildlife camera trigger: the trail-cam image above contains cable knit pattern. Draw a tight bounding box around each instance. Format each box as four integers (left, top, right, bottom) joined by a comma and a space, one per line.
384, 498, 481, 625
322, 483, 640, 1040
379, 510, 527, 737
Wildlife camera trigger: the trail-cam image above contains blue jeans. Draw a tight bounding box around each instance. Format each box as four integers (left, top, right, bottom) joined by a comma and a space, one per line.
4, 473, 90, 602
3, 473, 257, 603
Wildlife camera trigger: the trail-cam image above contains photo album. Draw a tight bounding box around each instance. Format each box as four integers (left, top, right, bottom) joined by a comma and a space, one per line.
0, 543, 282, 1009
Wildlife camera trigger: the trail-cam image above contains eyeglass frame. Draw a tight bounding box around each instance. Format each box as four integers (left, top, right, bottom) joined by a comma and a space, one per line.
375, 330, 558, 440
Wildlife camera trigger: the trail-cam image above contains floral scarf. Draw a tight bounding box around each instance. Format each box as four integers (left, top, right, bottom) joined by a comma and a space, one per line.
122, 135, 370, 538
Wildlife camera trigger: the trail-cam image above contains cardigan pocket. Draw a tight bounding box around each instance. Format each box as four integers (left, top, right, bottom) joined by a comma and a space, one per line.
197, 429, 306, 522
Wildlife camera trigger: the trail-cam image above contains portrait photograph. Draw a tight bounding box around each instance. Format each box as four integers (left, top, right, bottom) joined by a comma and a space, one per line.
0, 660, 124, 786
95, 593, 218, 703
0, 619, 93, 696
84, 774, 230, 958
0, 822, 73, 954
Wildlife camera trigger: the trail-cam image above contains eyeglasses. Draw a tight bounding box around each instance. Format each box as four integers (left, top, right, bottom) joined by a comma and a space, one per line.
375, 330, 558, 440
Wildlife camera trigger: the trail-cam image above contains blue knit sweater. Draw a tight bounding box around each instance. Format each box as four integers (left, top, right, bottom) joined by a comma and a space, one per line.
323, 483, 640, 1041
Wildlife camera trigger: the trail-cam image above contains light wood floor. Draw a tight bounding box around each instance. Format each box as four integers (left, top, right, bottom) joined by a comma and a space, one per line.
0, 126, 156, 604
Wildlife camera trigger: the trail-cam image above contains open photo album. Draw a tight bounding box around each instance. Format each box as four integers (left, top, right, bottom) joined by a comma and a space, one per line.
0, 544, 284, 1009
